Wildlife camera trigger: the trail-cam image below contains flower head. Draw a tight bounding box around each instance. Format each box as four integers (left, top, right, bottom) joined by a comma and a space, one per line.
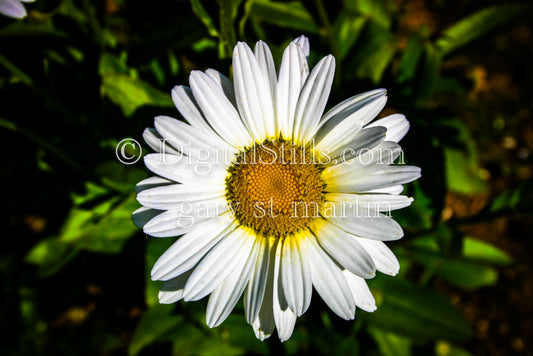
133, 35, 421, 341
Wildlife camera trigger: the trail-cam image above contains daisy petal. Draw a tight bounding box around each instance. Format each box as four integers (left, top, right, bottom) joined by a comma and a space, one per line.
325, 204, 404, 241
132, 206, 162, 228
154, 115, 235, 161
301, 231, 355, 320
324, 193, 414, 212
0, 0, 27, 19
144, 153, 227, 187
143, 128, 180, 155
137, 184, 226, 211
171, 85, 212, 132
206, 235, 261, 327
281, 234, 312, 316
357, 238, 400, 276
244, 237, 270, 324
342, 270, 377, 312
313, 222, 376, 278
254, 41, 277, 104
142, 209, 198, 238
314, 94, 387, 153
158, 270, 193, 304
292, 35, 310, 57
189, 70, 252, 148
134, 176, 172, 193
367, 185, 405, 195
183, 227, 256, 301
205, 68, 237, 106
233, 42, 276, 140
276, 43, 309, 138
330, 165, 422, 193
293, 55, 335, 143
322, 126, 387, 162
252, 240, 277, 340
151, 216, 234, 280
366, 114, 410, 143
273, 239, 297, 342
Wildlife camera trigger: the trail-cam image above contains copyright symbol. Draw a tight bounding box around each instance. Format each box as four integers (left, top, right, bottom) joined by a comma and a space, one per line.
116, 138, 142, 165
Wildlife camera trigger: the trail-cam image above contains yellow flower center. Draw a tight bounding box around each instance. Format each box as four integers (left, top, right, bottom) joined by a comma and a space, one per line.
225, 139, 325, 237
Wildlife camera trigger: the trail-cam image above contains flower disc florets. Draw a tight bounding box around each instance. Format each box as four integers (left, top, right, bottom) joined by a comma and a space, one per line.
225, 139, 325, 237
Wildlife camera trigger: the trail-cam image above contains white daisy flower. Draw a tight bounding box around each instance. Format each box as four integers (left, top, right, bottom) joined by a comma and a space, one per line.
133, 35, 421, 342
0, 0, 35, 19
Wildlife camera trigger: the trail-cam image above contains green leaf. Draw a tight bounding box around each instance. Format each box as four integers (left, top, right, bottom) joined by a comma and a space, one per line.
463, 237, 512, 265
59, 192, 139, 253
436, 4, 532, 56
333, 13, 367, 60
368, 327, 411, 356
344, 0, 396, 29
25, 237, 78, 276
129, 304, 183, 356
410, 248, 499, 289
445, 148, 488, 194
145, 238, 175, 306
190, 0, 220, 37
367, 277, 473, 342
396, 35, 424, 84
435, 341, 473, 356
349, 20, 397, 83
217, 314, 269, 354
100, 73, 172, 117
248, 0, 319, 33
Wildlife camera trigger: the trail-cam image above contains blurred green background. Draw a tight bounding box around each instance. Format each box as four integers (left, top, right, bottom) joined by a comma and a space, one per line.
1, 0, 532, 355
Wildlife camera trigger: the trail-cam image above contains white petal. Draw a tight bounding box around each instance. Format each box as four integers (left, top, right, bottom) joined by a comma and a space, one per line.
329, 165, 421, 193
324, 202, 404, 241
300, 230, 355, 320
254, 41, 277, 107
134, 176, 172, 193
367, 185, 404, 195
244, 237, 270, 324
319, 126, 387, 162
206, 234, 261, 327
293, 55, 335, 143
154, 115, 236, 161
143, 153, 227, 188
189, 70, 252, 148
366, 114, 410, 143
273, 239, 297, 342
323, 141, 403, 179
313, 221, 376, 278
0, 0, 27, 19
324, 193, 414, 212
183, 227, 256, 301
342, 270, 377, 312
357, 238, 400, 276
142, 209, 195, 237
137, 185, 226, 211
158, 270, 193, 304
281, 235, 312, 316
276, 43, 309, 138
314, 95, 387, 154
233, 42, 276, 140
171, 85, 212, 132
205, 68, 237, 107
314, 89, 387, 144
143, 128, 180, 155
151, 215, 234, 280
132, 206, 162, 228
252, 240, 277, 341
292, 35, 310, 57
